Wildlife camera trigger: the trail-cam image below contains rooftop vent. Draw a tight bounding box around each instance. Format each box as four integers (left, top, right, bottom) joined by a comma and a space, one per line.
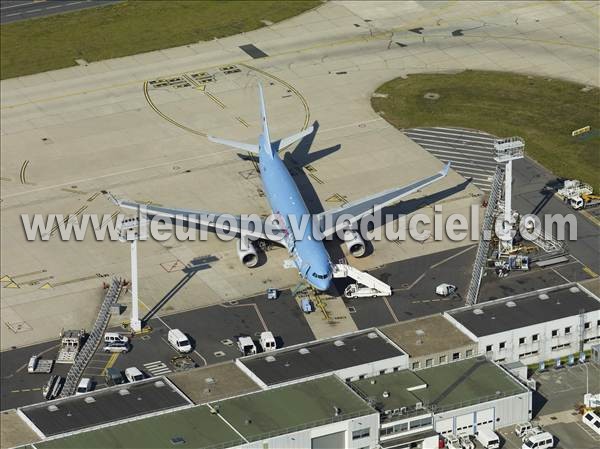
205, 377, 215, 384
170, 436, 186, 445
570, 286, 580, 293
370, 379, 376, 385
416, 329, 425, 336
47, 405, 58, 412
367, 332, 379, 339
119, 389, 130, 396
265, 356, 276, 362
506, 301, 517, 308
333, 406, 341, 416
84, 397, 96, 404
416, 339, 424, 345
415, 402, 423, 409
334, 340, 345, 347
154, 381, 165, 388
299, 348, 310, 355
539, 293, 549, 300
473, 308, 484, 315
245, 419, 252, 425
383, 391, 390, 398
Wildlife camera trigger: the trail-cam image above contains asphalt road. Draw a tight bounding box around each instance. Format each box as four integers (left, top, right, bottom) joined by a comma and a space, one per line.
0, 0, 120, 24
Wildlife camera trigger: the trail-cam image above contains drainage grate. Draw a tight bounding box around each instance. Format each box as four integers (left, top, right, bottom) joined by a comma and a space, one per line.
239, 44, 269, 59
189, 72, 215, 83
219, 65, 242, 74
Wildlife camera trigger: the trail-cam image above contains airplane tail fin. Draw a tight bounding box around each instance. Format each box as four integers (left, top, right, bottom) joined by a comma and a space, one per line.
258, 82, 271, 147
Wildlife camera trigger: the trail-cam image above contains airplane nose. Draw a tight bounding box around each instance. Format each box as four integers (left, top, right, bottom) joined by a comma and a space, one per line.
315, 277, 331, 292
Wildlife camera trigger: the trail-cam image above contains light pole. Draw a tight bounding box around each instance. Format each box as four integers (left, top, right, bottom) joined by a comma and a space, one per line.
117, 216, 147, 333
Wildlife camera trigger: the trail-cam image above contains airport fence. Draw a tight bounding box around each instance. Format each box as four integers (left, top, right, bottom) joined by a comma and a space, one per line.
60, 277, 123, 397
465, 166, 504, 306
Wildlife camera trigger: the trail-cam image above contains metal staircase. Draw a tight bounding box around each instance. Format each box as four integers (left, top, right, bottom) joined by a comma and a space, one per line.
332, 264, 392, 297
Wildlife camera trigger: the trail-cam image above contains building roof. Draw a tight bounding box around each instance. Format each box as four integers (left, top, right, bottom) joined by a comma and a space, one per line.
239, 329, 404, 386
351, 357, 527, 418
448, 284, 600, 337
38, 405, 243, 449
38, 376, 375, 449
167, 361, 260, 404
214, 376, 375, 442
21, 378, 191, 437
381, 315, 475, 358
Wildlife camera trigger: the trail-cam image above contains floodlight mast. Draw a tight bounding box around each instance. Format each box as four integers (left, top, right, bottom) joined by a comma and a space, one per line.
117, 216, 148, 333
494, 137, 525, 254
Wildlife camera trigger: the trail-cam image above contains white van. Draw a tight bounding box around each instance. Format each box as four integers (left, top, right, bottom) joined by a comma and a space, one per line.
104, 332, 129, 345
259, 331, 276, 352
582, 411, 600, 436
168, 329, 191, 353
75, 378, 92, 395
476, 428, 500, 449
522, 431, 554, 449
125, 367, 144, 383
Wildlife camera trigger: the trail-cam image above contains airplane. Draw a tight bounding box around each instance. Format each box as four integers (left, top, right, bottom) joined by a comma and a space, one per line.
111, 83, 450, 292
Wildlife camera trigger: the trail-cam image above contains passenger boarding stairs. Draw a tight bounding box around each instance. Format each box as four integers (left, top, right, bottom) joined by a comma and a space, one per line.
332, 264, 392, 298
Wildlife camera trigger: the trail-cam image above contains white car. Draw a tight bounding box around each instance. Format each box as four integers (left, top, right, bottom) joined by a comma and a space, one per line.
459, 434, 474, 449
515, 422, 534, 438
125, 367, 144, 382
103, 342, 129, 353
75, 377, 92, 395
266, 288, 278, 300
445, 435, 462, 449
436, 283, 457, 296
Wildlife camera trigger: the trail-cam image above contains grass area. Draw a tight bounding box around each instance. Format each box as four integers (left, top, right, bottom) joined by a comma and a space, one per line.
0, 0, 320, 80
371, 71, 600, 191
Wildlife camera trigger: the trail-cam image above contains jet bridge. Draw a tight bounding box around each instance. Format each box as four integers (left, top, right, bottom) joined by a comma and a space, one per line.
332, 264, 392, 298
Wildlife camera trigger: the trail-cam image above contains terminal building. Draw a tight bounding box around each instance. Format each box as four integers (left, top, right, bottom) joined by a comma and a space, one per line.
379, 315, 478, 371
235, 328, 409, 388
351, 357, 531, 448
445, 282, 600, 366
10, 327, 533, 449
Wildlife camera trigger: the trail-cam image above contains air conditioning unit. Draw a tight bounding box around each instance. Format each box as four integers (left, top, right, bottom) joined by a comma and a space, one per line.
400, 407, 407, 414
415, 402, 423, 409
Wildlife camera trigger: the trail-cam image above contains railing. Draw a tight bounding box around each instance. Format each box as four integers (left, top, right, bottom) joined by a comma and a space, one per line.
466, 166, 504, 305
60, 277, 122, 397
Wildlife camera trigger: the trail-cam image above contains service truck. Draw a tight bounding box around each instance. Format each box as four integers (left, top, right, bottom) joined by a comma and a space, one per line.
476, 428, 500, 449
28, 355, 53, 374
259, 331, 276, 352
237, 336, 257, 356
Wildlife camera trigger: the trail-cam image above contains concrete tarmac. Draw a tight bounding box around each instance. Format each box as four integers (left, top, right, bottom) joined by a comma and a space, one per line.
1, 1, 599, 353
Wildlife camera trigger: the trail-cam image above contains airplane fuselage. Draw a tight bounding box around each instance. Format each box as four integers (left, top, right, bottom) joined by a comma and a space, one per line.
258, 136, 332, 291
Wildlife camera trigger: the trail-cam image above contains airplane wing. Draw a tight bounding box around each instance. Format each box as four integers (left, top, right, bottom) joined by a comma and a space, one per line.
317, 162, 451, 238
106, 194, 284, 241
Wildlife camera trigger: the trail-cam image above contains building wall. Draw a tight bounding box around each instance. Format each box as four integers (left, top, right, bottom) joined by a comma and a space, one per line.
446, 309, 600, 365
379, 412, 434, 442
433, 391, 531, 436
239, 412, 380, 449
474, 311, 600, 365
409, 343, 479, 371
338, 355, 409, 382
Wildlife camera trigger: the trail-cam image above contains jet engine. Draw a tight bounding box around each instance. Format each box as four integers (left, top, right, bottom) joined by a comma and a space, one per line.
237, 237, 258, 268
344, 230, 366, 257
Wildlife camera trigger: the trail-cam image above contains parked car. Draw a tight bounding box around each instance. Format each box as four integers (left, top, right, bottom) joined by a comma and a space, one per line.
266, 288, 278, 300
459, 434, 474, 449
300, 297, 313, 313
104, 332, 129, 345
436, 283, 457, 296
168, 329, 192, 353
125, 367, 144, 383
75, 378, 92, 395
103, 341, 129, 353
445, 435, 462, 449
105, 367, 125, 386
515, 422, 534, 438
